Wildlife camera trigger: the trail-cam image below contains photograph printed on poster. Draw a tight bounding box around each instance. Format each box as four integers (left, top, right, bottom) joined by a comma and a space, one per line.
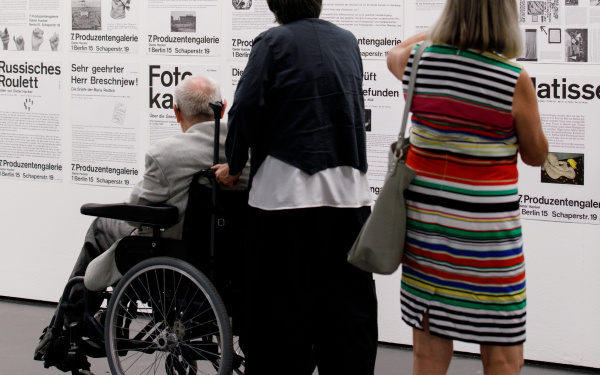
565, 28, 588, 62
365, 109, 372, 132
171, 12, 197, 33
518, 29, 538, 61
1, 28, 60, 52
548, 28, 561, 43
519, 0, 560, 24
110, 0, 131, 20
233, 0, 253, 10
72, 0, 102, 31
541, 152, 584, 185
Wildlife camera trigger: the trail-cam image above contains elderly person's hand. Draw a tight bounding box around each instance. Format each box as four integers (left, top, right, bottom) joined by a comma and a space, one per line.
13, 35, 24, 50
31, 28, 44, 50
49, 32, 59, 51
1, 28, 9, 50
211, 163, 242, 188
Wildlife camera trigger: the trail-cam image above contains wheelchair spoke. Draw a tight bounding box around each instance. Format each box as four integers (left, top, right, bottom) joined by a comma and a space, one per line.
179, 341, 221, 362
114, 295, 161, 346
146, 270, 169, 325
119, 343, 165, 374
178, 318, 219, 337
172, 345, 195, 373
106, 257, 233, 375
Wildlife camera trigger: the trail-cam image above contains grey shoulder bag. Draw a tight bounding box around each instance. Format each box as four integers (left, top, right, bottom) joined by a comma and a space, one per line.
347, 41, 429, 275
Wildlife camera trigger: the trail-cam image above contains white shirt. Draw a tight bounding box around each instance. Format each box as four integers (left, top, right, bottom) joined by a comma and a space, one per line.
249, 156, 373, 210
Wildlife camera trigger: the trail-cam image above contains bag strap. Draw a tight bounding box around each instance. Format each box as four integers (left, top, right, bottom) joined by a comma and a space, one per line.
395, 40, 431, 152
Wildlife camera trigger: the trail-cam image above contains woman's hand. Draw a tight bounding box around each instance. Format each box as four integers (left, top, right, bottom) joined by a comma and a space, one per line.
212, 163, 242, 188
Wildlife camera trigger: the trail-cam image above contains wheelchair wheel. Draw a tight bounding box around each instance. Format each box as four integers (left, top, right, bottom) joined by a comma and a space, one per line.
232, 335, 245, 375
105, 256, 233, 375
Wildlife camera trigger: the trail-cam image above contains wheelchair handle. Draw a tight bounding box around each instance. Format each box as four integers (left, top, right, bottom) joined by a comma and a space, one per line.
209, 101, 223, 166
196, 168, 216, 181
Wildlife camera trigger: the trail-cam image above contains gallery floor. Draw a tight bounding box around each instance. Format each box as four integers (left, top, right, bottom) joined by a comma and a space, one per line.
2, 298, 598, 375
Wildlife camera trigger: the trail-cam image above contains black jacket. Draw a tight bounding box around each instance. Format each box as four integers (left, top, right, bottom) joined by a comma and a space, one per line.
226, 18, 368, 182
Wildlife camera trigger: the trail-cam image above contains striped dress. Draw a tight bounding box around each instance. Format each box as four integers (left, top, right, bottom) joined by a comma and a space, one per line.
400, 44, 526, 345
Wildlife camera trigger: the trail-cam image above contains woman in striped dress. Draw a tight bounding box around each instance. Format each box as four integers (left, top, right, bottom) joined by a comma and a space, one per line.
386, 1, 548, 374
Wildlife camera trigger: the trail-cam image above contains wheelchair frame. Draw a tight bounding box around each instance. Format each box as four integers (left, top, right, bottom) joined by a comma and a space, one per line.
42, 102, 246, 375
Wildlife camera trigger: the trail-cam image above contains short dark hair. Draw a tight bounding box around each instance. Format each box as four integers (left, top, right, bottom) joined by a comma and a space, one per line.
266, 0, 322, 24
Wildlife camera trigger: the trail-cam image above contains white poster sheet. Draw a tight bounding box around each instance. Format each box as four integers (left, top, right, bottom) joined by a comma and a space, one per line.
363, 68, 404, 200
147, 0, 221, 56
70, 0, 139, 54
225, 0, 402, 62
321, 0, 403, 60
70, 61, 140, 187
224, 0, 276, 61
148, 64, 221, 143
518, 0, 600, 63
224, 62, 245, 102
0, 60, 63, 183
0, 0, 61, 52
402, 0, 444, 37
519, 74, 600, 224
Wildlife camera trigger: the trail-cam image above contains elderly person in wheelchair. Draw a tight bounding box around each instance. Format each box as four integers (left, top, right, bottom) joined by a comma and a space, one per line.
34, 75, 250, 375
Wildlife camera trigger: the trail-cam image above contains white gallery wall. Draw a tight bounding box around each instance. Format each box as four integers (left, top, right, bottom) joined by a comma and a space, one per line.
1, 0, 599, 369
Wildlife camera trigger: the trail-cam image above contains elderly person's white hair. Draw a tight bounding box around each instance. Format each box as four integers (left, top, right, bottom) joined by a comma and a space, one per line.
174, 75, 221, 123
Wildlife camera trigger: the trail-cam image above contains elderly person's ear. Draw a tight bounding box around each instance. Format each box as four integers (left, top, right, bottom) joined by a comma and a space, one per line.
173, 104, 183, 123
220, 99, 227, 119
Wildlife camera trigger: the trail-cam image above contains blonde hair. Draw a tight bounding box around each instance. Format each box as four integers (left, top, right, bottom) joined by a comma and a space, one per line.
429, 0, 522, 59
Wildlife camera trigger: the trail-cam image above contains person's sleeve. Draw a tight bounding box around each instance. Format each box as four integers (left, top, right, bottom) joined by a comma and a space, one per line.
226, 34, 273, 175
128, 151, 171, 206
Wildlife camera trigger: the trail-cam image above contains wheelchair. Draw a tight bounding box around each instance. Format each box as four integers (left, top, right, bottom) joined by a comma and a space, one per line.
42, 167, 248, 375
41, 102, 247, 375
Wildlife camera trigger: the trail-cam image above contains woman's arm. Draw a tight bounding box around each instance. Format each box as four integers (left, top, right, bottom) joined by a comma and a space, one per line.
513, 69, 548, 166
386, 31, 428, 80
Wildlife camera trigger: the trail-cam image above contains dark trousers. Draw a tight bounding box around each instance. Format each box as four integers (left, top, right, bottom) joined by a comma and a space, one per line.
241, 206, 378, 375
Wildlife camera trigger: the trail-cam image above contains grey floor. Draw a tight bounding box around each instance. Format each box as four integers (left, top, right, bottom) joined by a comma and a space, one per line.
1, 298, 598, 375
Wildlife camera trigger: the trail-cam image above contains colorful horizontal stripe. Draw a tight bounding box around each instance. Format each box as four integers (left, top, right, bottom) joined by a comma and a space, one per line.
400, 44, 526, 345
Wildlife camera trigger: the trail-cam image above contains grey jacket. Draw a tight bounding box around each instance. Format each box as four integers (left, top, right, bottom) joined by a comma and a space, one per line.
129, 121, 249, 239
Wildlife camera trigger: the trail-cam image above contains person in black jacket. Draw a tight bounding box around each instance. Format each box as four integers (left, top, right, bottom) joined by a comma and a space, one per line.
214, 1, 378, 374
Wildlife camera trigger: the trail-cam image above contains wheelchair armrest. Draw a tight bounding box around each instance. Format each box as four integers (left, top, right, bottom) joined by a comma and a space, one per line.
80, 203, 179, 228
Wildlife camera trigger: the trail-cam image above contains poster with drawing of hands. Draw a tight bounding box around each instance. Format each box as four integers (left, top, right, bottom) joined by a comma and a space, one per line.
1, 22, 61, 52
0, 0, 61, 52
0, 0, 63, 52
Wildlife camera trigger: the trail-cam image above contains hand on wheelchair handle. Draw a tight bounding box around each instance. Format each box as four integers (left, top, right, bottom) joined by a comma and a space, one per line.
212, 163, 241, 188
